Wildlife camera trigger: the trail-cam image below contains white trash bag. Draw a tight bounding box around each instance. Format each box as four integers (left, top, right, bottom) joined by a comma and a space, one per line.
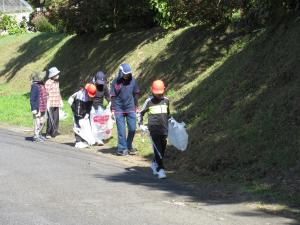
59, 108, 68, 121
73, 115, 96, 146
90, 102, 114, 142
168, 117, 188, 151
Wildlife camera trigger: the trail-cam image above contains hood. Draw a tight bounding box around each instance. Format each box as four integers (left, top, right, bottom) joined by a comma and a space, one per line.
117, 63, 133, 82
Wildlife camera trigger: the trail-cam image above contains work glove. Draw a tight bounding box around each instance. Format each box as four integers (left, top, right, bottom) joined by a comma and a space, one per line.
32, 110, 40, 117
84, 114, 89, 119
140, 125, 148, 132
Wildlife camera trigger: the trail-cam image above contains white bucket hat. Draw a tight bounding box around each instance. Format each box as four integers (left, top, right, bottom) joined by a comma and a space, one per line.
48, 67, 60, 78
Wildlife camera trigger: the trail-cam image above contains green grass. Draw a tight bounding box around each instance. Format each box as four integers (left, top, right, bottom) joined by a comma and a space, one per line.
0, 19, 300, 210
0, 84, 32, 127
0, 83, 74, 135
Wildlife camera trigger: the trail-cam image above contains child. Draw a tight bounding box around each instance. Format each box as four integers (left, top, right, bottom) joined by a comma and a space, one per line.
69, 83, 97, 148
91, 70, 111, 110
90, 70, 111, 145
45, 66, 63, 138
138, 80, 170, 179
30, 71, 47, 142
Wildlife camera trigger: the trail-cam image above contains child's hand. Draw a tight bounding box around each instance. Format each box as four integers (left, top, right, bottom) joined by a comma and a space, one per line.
32, 110, 40, 117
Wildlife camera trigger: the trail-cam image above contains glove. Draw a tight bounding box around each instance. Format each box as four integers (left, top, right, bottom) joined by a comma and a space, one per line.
60, 99, 64, 108
140, 125, 148, 132
32, 110, 40, 117
84, 114, 89, 119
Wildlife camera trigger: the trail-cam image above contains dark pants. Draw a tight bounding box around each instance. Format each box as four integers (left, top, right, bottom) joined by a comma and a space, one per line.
46, 107, 59, 137
150, 133, 167, 171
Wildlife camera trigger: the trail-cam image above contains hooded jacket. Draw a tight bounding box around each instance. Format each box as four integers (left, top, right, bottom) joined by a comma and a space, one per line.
91, 71, 110, 109
110, 65, 140, 113
71, 89, 93, 127
30, 82, 40, 112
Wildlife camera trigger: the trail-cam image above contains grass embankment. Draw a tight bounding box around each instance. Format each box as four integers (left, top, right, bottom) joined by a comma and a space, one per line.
0, 19, 300, 213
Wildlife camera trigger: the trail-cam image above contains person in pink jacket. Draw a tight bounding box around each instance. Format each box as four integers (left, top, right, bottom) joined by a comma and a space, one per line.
45, 67, 63, 138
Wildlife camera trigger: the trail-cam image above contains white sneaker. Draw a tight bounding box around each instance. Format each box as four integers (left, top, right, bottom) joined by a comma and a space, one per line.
75, 142, 89, 149
158, 169, 167, 179
151, 161, 158, 175
96, 140, 104, 146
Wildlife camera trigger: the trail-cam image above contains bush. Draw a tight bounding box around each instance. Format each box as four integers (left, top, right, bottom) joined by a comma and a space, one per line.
31, 13, 56, 32
0, 14, 26, 35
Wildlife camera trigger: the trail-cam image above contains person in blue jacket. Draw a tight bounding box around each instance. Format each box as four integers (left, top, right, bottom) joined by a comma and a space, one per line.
110, 63, 140, 156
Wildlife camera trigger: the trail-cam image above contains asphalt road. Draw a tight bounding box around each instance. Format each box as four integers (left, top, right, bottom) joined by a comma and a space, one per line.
0, 128, 296, 225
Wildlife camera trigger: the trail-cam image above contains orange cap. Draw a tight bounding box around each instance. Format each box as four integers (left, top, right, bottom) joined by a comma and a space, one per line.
85, 83, 97, 97
152, 80, 165, 94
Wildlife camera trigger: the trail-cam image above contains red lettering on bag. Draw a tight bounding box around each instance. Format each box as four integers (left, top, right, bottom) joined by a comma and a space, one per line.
93, 115, 109, 124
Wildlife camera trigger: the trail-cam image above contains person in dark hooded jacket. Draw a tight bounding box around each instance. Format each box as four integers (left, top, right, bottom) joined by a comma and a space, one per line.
69, 83, 97, 148
110, 63, 140, 156
91, 71, 111, 109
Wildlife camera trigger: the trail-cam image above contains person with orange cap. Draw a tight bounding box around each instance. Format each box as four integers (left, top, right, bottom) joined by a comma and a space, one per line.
69, 82, 97, 148
138, 80, 170, 179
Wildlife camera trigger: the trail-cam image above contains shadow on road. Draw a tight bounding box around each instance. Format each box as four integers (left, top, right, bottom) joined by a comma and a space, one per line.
93, 164, 299, 225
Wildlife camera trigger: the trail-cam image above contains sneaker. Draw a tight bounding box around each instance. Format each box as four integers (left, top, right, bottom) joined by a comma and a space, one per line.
96, 140, 104, 146
158, 169, 167, 179
45, 134, 52, 139
75, 142, 89, 149
116, 149, 129, 156
39, 135, 46, 141
128, 148, 138, 155
33, 137, 44, 143
151, 161, 158, 175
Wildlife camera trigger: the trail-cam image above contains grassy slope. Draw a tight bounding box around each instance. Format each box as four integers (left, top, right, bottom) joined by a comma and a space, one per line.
0, 20, 299, 203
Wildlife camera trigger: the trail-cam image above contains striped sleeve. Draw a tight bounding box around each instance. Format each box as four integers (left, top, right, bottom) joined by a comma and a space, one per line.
138, 97, 152, 125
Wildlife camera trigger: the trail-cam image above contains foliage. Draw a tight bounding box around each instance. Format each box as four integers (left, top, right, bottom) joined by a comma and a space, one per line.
31, 13, 56, 32
58, 0, 154, 34
149, 0, 174, 29
150, 0, 300, 29
24, 0, 300, 33
0, 14, 26, 35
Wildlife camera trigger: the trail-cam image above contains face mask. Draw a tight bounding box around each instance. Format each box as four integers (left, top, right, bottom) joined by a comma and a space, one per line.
96, 84, 104, 92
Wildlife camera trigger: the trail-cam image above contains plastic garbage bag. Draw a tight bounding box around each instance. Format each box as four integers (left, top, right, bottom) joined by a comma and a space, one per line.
168, 117, 188, 151
73, 116, 96, 146
68, 92, 77, 106
59, 108, 68, 121
139, 124, 149, 143
90, 102, 114, 141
